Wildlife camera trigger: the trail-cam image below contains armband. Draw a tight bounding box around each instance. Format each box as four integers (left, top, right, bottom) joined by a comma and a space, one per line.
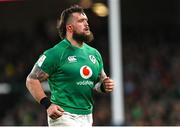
95, 82, 106, 93
100, 83, 106, 93
40, 97, 52, 109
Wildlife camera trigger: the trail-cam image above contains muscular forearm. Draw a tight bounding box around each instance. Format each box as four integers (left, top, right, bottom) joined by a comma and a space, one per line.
26, 77, 47, 103
26, 77, 64, 119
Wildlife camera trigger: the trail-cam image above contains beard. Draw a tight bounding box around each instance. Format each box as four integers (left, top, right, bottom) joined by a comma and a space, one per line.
72, 30, 94, 43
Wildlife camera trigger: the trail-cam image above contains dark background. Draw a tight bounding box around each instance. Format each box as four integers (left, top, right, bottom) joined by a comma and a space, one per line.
0, 0, 180, 125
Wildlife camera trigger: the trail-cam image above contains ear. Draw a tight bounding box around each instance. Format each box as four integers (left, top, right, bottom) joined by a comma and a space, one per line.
66, 25, 73, 32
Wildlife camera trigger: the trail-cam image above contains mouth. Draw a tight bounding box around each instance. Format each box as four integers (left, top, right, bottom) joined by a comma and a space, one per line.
84, 27, 90, 32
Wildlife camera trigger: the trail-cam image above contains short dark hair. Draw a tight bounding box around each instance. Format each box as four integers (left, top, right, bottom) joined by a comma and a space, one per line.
57, 5, 84, 39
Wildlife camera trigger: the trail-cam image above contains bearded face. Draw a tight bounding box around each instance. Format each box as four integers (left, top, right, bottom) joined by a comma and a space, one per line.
72, 29, 94, 43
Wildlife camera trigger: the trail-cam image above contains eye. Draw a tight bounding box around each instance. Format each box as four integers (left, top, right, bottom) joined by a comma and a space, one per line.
79, 19, 84, 22
78, 18, 88, 23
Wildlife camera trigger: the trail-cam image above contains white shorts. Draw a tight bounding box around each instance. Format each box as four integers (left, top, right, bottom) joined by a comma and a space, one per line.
48, 112, 93, 127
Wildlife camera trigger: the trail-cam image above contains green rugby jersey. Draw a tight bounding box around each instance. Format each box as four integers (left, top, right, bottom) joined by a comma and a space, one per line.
36, 38, 103, 114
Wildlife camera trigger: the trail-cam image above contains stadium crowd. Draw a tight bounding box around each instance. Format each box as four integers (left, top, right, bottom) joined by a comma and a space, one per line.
0, 16, 180, 126
123, 26, 180, 125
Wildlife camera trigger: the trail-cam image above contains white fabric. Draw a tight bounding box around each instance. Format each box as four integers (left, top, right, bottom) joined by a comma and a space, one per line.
94, 82, 102, 92
48, 112, 93, 127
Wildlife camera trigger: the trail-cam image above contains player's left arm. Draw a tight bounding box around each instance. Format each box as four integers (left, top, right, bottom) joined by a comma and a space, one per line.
94, 69, 114, 93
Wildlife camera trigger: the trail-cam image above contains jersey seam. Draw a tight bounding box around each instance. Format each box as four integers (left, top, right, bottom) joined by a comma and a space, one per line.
59, 44, 71, 67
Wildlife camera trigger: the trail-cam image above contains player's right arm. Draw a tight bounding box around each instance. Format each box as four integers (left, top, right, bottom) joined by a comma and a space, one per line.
26, 64, 64, 119
26, 64, 49, 103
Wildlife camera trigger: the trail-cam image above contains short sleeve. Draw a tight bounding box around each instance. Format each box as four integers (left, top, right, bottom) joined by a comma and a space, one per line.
95, 50, 104, 73
36, 48, 58, 75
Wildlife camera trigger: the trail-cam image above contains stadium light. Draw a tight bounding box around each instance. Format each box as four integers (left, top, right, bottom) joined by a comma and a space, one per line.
92, 3, 109, 17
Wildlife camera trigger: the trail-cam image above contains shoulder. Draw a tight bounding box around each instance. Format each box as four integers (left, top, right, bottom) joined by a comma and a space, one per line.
84, 43, 99, 53
35, 40, 69, 72
84, 43, 102, 59
44, 39, 68, 57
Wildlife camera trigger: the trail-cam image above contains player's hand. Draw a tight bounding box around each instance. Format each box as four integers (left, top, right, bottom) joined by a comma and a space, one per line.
47, 103, 64, 120
102, 77, 114, 93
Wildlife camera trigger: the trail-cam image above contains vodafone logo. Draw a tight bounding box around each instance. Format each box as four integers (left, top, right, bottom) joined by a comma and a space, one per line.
80, 65, 92, 79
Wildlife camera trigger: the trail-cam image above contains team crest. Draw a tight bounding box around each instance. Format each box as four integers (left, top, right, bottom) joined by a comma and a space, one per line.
89, 55, 96, 64
80, 65, 92, 79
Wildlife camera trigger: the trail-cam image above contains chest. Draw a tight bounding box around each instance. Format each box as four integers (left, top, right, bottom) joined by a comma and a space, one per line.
57, 49, 101, 81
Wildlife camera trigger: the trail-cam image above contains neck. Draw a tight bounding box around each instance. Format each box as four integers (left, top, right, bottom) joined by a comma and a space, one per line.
66, 35, 83, 48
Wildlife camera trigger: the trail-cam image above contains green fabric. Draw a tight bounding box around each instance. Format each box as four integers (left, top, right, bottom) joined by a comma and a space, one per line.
36, 39, 103, 114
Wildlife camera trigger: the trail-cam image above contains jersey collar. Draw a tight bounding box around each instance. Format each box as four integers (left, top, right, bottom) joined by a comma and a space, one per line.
64, 38, 85, 49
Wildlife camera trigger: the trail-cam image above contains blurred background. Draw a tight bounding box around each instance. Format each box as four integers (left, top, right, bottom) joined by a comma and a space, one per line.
1, 0, 180, 126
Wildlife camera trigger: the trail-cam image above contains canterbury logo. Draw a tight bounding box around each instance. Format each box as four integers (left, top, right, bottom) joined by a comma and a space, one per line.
80, 65, 92, 79
68, 56, 77, 63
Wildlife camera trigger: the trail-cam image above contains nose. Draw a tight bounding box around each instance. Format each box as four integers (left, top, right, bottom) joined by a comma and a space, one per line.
84, 20, 89, 26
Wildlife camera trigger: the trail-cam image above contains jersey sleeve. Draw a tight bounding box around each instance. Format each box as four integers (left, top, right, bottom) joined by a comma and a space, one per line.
35, 48, 59, 76
95, 49, 104, 75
